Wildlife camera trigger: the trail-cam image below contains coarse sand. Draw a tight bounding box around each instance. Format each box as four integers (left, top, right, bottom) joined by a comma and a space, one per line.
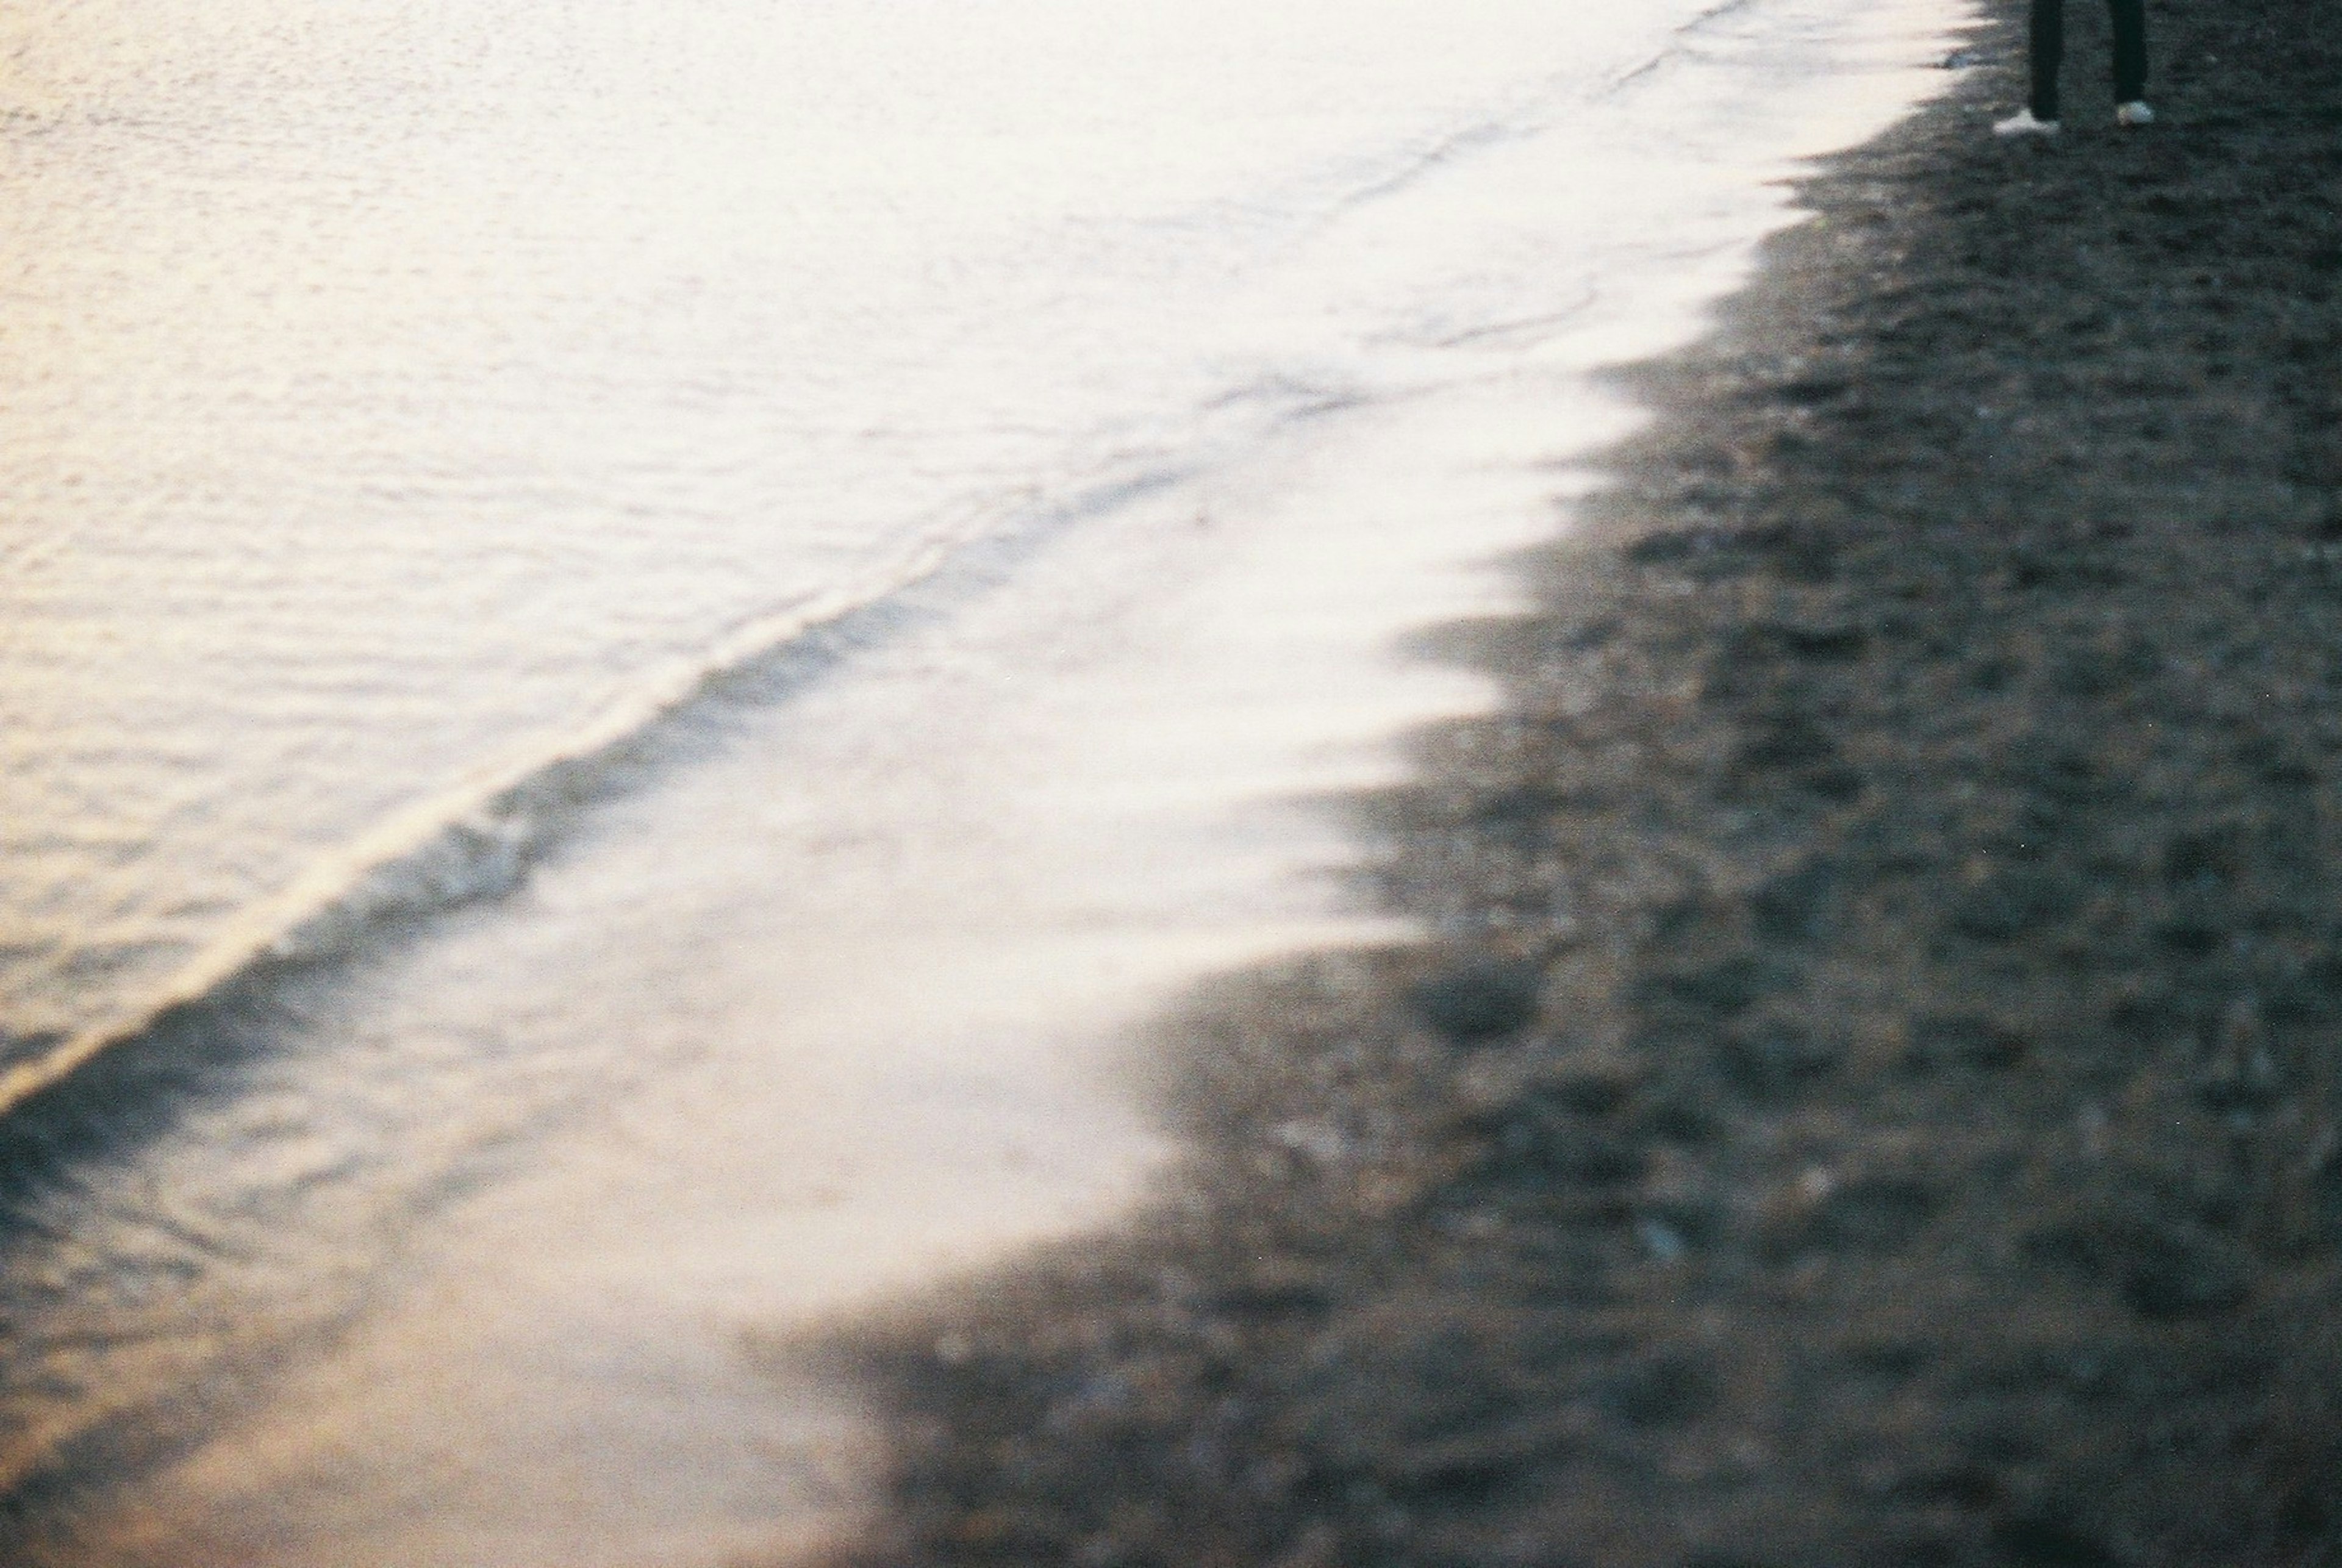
797, 2, 2342, 1563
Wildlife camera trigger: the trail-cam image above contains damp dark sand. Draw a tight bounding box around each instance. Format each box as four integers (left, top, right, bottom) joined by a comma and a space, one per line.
795, 2, 2342, 1563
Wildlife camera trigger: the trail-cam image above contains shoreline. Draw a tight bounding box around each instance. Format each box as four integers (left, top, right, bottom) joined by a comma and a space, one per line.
809, 2, 2342, 1563
0, 8, 1974, 1561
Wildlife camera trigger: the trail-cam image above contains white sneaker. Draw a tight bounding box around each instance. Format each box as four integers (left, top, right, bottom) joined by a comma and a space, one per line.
1994, 108, 2061, 137
2116, 100, 2155, 126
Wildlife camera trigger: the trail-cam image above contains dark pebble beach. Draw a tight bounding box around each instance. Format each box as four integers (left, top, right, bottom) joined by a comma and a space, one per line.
801, 1, 2342, 1563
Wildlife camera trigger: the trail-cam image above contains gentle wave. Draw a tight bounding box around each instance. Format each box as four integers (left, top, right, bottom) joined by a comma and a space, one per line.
0, 459, 1197, 1123
0, 3, 1790, 1125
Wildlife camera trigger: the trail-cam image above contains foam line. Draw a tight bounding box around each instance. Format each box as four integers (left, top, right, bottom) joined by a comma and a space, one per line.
0, 462, 1195, 1125
1604, 0, 1770, 90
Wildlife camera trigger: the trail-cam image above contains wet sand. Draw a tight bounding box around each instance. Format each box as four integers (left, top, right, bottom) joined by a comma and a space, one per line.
803, 2, 2342, 1563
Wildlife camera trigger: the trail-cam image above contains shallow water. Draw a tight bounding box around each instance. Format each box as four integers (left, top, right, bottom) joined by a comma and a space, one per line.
0, 0, 1963, 1559
7, 0, 1938, 1070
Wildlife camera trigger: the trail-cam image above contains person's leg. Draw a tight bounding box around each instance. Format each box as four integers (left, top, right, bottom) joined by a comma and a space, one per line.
2030, 0, 2068, 120
2108, 0, 2149, 104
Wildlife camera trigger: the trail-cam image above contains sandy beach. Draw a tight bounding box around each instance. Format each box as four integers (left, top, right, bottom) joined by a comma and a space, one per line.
2, 5, 1972, 1561
801, 2, 2342, 1563
3, 0, 2335, 1561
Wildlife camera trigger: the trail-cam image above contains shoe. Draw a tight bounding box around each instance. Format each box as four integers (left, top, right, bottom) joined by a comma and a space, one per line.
2116, 100, 2155, 126
1994, 108, 2061, 136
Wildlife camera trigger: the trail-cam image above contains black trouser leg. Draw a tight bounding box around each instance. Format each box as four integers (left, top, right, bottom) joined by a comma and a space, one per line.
2030, 0, 2066, 120
2110, 0, 2149, 102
